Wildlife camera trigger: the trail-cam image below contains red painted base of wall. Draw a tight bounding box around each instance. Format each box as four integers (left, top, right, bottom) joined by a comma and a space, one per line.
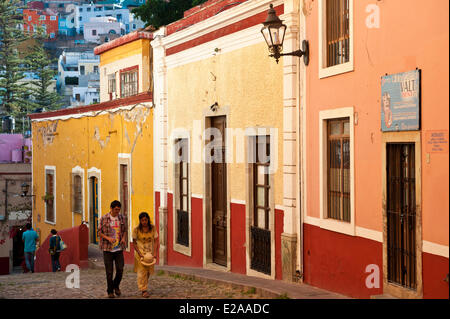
275, 209, 284, 280
35, 224, 89, 273
157, 191, 285, 279
303, 223, 383, 298
423, 252, 449, 299
0, 257, 9, 275
231, 202, 246, 274
167, 193, 204, 267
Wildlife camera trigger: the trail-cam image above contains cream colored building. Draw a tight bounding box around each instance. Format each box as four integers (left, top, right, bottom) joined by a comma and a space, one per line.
152, 0, 302, 282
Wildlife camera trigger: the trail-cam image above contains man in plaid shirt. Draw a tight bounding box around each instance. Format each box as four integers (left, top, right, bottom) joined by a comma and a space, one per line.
98, 200, 128, 298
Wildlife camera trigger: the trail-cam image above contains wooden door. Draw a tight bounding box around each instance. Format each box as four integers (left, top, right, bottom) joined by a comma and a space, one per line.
387, 143, 416, 289
211, 116, 227, 266
90, 177, 99, 244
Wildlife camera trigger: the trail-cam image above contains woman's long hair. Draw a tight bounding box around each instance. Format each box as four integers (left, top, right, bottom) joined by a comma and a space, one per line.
138, 212, 153, 232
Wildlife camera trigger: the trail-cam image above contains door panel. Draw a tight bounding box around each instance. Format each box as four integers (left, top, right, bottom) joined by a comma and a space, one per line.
387, 143, 416, 289
211, 116, 227, 266
90, 177, 99, 244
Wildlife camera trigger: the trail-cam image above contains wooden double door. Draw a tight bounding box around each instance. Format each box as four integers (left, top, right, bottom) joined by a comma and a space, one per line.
210, 116, 227, 266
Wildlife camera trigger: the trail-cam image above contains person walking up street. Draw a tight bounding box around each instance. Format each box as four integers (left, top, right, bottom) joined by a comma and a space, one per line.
49, 229, 62, 272
132, 212, 159, 298
98, 200, 128, 298
22, 223, 39, 273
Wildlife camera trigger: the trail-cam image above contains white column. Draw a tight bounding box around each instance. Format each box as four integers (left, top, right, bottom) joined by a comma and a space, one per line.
280, 0, 300, 282
151, 27, 168, 264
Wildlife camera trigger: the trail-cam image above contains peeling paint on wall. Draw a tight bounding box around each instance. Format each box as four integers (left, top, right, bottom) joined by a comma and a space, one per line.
93, 127, 110, 149
38, 121, 58, 146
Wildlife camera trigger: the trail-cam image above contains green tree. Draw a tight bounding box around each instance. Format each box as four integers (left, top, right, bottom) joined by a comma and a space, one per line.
25, 34, 62, 112
132, 0, 208, 30
0, 0, 30, 120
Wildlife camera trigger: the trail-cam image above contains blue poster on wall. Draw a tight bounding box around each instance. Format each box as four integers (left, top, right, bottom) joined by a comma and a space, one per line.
381, 69, 421, 132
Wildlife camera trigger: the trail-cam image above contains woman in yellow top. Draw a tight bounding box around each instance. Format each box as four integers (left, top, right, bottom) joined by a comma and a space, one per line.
132, 212, 158, 298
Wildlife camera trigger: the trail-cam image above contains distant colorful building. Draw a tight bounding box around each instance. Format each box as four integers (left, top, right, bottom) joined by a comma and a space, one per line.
22, 8, 59, 39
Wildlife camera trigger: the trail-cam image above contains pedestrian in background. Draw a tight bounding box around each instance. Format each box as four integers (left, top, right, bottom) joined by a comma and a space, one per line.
22, 223, 39, 273
98, 200, 128, 298
132, 212, 158, 298
49, 229, 62, 272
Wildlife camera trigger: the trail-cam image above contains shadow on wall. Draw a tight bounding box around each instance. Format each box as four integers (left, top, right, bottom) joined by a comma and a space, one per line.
35, 224, 89, 273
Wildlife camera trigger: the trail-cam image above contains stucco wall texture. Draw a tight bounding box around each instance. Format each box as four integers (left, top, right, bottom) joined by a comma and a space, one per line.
167, 41, 284, 204
305, 0, 449, 247
31, 105, 154, 244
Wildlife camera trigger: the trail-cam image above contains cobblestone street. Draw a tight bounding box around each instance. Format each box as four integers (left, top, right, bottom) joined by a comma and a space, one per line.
0, 267, 265, 299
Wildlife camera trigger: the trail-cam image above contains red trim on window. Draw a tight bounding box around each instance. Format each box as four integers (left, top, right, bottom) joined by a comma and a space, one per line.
120, 65, 139, 73
166, 4, 283, 56
119, 65, 139, 98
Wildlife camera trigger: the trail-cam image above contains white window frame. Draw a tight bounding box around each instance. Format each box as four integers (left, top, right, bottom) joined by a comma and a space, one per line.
318, 0, 354, 79
319, 107, 355, 236
50, 16, 56, 21
171, 130, 192, 257
71, 166, 85, 219
245, 128, 277, 280
44, 165, 56, 225
118, 153, 132, 250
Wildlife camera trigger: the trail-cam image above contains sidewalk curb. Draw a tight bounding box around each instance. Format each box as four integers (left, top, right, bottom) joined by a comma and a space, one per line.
88, 260, 286, 298
158, 269, 283, 299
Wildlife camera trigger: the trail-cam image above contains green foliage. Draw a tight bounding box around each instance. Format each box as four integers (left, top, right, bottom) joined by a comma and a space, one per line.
25, 33, 63, 111
0, 0, 29, 117
132, 0, 208, 30
1, 2, 62, 133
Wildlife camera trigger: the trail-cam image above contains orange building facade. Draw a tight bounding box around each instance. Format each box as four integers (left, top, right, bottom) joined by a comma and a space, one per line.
23, 9, 59, 39
301, 0, 448, 298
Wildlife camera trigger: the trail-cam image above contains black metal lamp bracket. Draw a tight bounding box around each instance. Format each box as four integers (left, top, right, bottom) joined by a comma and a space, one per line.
280, 40, 309, 66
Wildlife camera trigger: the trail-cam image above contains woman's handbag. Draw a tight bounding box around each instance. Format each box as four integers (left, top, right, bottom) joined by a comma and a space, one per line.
58, 236, 67, 251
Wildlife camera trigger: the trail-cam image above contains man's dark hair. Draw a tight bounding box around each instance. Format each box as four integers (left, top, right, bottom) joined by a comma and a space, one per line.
51, 229, 57, 235
26, 223, 32, 230
110, 200, 121, 209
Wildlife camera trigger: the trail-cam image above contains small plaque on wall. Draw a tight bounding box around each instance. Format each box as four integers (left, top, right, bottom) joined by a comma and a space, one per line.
425, 130, 449, 153
381, 69, 421, 132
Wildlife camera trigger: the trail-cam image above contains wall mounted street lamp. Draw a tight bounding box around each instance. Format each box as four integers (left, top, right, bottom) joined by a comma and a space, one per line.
261, 4, 309, 65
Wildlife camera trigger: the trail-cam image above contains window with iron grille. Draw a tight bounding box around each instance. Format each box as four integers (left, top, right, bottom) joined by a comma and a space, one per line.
327, 118, 350, 222
120, 69, 138, 98
45, 170, 55, 223
176, 138, 189, 247
250, 135, 271, 275
253, 136, 271, 230
72, 174, 83, 213
326, 0, 350, 67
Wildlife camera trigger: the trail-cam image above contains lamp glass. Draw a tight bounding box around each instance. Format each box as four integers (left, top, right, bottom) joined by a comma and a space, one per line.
261, 27, 271, 47
269, 24, 286, 46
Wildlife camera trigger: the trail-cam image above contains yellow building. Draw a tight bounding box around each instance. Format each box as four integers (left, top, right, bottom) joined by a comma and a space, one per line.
29, 31, 154, 261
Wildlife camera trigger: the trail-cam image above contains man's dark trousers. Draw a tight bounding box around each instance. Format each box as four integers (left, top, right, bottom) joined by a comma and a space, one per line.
103, 251, 124, 294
